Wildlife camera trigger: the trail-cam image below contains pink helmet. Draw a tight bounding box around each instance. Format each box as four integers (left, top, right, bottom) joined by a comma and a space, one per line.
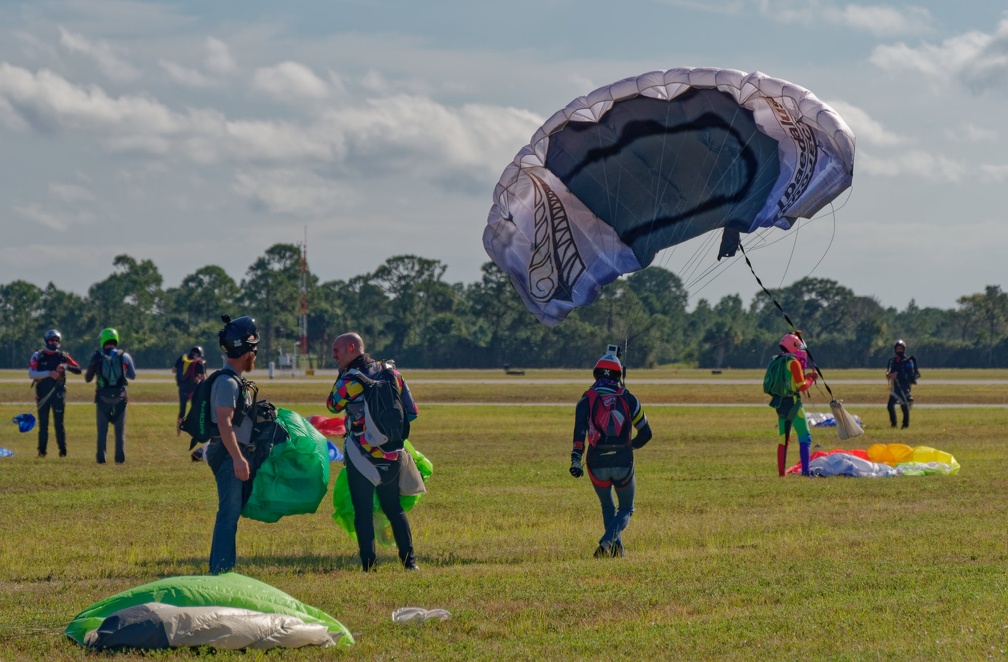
779, 333, 806, 355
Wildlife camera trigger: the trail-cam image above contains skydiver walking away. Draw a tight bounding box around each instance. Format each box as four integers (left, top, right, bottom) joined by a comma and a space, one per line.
569, 346, 652, 558
886, 340, 920, 429
28, 330, 82, 457
173, 345, 207, 435
84, 328, 137, 464
764, 334, 817, 476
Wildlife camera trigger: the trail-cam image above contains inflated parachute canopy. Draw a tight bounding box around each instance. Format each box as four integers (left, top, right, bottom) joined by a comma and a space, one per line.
65, 572, 353, 650
485, 67, 856, 326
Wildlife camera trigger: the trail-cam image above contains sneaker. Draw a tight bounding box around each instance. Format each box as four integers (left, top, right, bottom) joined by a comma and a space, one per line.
59, 449, 67, 457
593, 542, 612, 558
37, 452, 46, 458
403, 561, 419, 571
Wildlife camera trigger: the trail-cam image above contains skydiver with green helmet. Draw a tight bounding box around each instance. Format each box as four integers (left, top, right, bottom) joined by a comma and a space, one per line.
84, 328, 137, 464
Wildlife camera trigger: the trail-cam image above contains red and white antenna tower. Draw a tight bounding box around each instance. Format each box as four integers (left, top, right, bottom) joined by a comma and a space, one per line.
298, 226, 308, 358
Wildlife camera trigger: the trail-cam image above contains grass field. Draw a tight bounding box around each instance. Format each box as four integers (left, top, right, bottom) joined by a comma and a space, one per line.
1, 369, 1006, 660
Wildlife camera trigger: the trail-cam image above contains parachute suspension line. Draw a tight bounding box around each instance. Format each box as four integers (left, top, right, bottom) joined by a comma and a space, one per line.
779, 215, 801, 289
737, 241, 835, 400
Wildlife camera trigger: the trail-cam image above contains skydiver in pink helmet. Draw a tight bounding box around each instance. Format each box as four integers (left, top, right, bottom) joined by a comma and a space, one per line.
764, 332, 817, 476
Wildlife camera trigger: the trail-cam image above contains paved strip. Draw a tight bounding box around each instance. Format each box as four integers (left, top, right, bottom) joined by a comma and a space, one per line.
2, 402, 1006, 409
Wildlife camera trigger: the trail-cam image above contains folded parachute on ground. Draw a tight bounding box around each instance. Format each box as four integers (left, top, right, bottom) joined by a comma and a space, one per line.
332, 440, 433, 547
484, 67, 856, 326
785, 444, 959, 477
65, 572, 353, 650
242, 408, 330, 523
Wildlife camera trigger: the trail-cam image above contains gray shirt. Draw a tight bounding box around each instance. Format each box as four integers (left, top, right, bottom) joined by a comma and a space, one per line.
209, 365, 254, 445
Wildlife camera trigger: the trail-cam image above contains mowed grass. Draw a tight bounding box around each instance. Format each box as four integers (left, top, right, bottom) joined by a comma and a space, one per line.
0, 371, 1006, 660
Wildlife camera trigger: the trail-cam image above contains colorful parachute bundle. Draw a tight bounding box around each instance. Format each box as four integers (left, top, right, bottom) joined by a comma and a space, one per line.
242, 408, 330, 523
485, 67, 855, 326
65, 572, 353, 650
332, 440, 433, 546
785, 444, 960, 477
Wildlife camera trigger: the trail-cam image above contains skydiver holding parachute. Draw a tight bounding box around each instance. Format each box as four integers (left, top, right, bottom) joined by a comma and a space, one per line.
27, 329, 82, 457
763, 333, 817, 476
569, 345, 652, 558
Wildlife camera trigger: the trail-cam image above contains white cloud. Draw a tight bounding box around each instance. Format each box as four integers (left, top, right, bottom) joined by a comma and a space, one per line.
15, 202, 93, 231
754, 1, 932, 36
858, 149, 966, 182
251, 61, 330, 102
0, 63, 179, 133
870, 16, 1008, 93
822, 4, 932, 37
825, 99, 905, 146
48, 183, 95, 203
946, 122, 999, 143
58, 26, 140, 82
0, 62, 540, 186
159, 59, 215, 87
231, 168, 350, 217
979, 163, 1008, 182
205, 37, 235, 75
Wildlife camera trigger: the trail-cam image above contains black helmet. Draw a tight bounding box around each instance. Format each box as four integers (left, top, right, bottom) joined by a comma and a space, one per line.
894, 339, 906, 351
218, 315, 259, 359
44, 329, 61, 344
189, 346, 204, 359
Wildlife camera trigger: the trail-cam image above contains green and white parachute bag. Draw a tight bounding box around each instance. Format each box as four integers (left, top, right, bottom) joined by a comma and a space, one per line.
242, 408, 331, 522
65, 572, 353, 650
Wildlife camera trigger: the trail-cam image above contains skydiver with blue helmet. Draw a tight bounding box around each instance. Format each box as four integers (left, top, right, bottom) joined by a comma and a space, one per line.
569, 345, 652, 558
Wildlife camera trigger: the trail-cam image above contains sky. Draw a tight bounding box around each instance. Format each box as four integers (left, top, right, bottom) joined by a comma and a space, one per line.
1, 0, 1006, 313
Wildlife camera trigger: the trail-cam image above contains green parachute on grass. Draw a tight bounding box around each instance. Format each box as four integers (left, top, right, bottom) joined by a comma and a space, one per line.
332, 440, 433, 546
65, 572, 353, 650
242, 408, 330, 522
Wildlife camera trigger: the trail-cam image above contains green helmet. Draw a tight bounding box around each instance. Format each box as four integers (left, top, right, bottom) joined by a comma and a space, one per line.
99, 328, 119, 348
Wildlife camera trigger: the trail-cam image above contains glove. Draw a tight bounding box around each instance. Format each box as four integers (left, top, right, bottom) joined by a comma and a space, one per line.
569, 460, 583, 478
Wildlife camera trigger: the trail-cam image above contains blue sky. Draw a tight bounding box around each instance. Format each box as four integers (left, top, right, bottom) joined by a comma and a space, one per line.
1, 0, 1006, 313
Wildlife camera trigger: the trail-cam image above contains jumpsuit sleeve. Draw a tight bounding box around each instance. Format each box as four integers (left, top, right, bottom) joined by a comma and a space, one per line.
572, 396, 590, 463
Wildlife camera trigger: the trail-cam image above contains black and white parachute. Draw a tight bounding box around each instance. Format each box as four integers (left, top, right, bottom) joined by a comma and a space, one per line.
484, 67, 856, 326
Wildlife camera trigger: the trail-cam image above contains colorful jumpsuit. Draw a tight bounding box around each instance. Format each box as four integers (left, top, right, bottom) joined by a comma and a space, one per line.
774, 355, 816, 476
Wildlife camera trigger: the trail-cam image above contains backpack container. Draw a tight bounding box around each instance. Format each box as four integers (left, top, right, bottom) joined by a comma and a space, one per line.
180, 370, 257, 447
347, 363, 408, 451
584, 389, 631, 448
763, 354, 794, 397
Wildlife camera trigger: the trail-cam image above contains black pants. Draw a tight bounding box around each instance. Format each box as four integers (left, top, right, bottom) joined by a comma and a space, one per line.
345, 454, 414, 571
37, 388, 66, 455
887, 395, 910, 428
178, 390, 192, 419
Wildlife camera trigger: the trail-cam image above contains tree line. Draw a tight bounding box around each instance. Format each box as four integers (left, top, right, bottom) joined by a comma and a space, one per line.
1, 244, 1006, 371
